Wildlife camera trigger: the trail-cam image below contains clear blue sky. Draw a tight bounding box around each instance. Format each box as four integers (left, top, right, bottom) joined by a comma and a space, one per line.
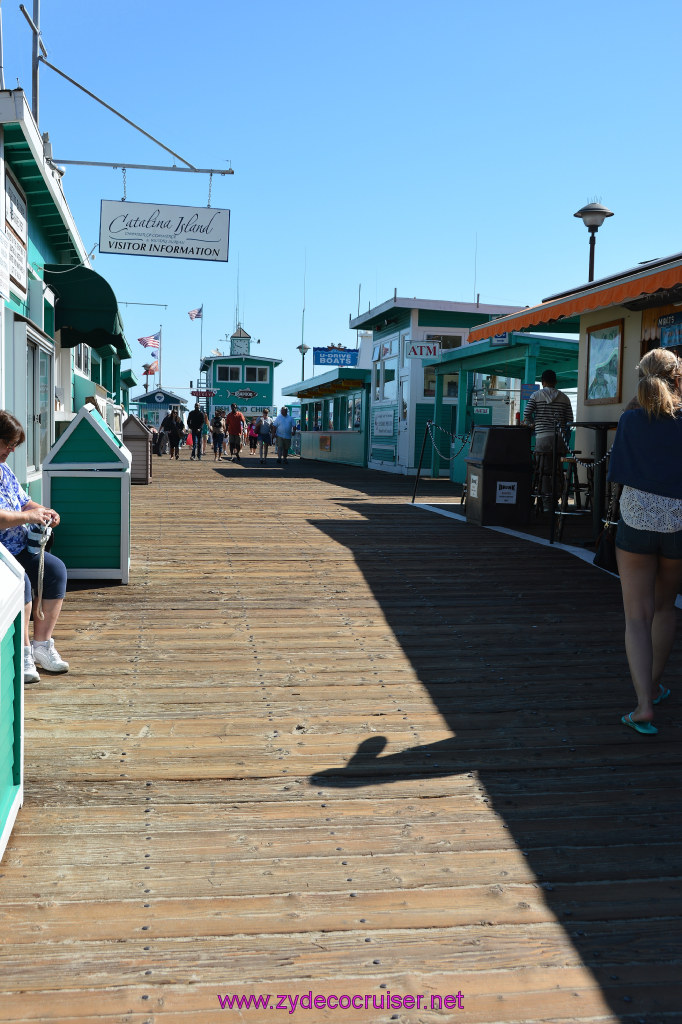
3, 0, 681, 407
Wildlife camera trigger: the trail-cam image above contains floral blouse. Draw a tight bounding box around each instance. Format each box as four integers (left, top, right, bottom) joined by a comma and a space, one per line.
0, 464, 30, 554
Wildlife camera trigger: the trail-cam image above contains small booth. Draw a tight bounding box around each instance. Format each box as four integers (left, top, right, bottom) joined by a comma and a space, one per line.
122, 413, 153, 484
0, 546, 24, 862
42, 404, 132, 584
465, 425, 533, 527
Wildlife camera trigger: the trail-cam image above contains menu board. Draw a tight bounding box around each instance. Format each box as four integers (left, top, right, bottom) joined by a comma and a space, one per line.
4, 173, 27, 296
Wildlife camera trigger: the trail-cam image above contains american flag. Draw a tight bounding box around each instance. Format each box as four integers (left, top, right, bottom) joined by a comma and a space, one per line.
188, 306, 203, 321
138, 331, 161, 349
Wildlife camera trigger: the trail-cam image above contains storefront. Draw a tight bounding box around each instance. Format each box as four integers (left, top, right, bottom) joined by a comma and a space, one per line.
0, 89, 130, 501
431, 332, 579, 478
281, 368, 371, 467
348, 296, 523, 475
199, 325, 282, 419
465, 253, 682, 445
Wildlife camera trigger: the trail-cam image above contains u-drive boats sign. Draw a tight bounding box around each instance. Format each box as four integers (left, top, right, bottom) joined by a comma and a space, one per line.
99, 200, 230, 262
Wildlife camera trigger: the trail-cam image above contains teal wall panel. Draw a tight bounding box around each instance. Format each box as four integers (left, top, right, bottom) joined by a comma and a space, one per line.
49, 477, 122, 569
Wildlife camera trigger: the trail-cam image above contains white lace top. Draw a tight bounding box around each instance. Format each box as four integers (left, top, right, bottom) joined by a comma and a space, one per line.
620, 485, 682, 533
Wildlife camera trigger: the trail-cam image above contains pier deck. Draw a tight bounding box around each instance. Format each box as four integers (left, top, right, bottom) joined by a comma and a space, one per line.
1, 453, 681, 1023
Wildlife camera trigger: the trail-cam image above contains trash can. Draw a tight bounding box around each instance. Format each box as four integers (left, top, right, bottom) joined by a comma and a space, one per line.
0, 545, 24, 862
465, 425, 532, 527
42, 403, 132, 584
122, 413, 153, 484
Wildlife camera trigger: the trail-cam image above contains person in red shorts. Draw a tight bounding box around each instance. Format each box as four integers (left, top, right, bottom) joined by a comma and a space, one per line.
225, 403, 246, 462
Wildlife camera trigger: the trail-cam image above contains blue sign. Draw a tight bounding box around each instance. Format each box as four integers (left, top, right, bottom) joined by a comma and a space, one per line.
520, 384, 538, 401
490, 333, 509, 347
659, 312, 682, 349
314, 347, 359, 366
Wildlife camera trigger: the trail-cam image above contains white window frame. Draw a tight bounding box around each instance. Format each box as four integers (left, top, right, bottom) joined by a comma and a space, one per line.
245, 365, 269, 383
217, 365, 241, 382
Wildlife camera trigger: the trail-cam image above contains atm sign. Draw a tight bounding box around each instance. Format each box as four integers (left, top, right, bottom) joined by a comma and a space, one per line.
406, 342, 441, 359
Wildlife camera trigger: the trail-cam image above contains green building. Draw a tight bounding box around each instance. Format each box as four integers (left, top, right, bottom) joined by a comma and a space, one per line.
348, 297, 523, 475
199, 326, 282, 419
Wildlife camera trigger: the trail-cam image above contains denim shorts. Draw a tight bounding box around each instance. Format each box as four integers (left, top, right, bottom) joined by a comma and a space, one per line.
615, 518, 682, 558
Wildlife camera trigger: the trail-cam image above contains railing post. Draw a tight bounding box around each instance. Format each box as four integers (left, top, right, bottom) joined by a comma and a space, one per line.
411, 420, 431, 504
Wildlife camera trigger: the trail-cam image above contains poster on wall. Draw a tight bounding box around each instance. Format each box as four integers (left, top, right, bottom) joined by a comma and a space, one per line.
100, 200, 230, 261
0, 231, 10, 301
585, 320, 623, 405
373, 409, 394, 437
5, 172, 27, 295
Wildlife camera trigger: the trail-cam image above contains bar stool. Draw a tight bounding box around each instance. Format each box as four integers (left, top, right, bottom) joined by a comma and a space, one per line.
555, 455, 594, 541
531, 450, 565, 515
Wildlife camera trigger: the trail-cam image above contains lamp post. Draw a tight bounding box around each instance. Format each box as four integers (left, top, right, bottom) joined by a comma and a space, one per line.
297, 343, 310, 379
574, 202, 614, 282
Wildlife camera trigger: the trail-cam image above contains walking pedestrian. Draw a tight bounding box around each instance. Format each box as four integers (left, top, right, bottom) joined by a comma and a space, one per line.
607, 348, 682, 735
161, 410, 184, 460
248, 417, 259, 453
201, 410, 210, 456
256, 409, 274, 464
211, 410, 225, 461
225, 403, 247, 462
187, 403, 205, 461
273, 406, 296, 464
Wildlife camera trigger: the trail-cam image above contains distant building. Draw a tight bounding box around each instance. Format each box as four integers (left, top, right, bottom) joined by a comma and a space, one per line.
200, 325, 282, 418
132, 388, 187, 428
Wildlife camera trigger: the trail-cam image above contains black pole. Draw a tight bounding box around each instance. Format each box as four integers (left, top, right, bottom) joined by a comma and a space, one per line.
588, 228, 596, 282
411, 420, 432, 504
549, 425, 558, 544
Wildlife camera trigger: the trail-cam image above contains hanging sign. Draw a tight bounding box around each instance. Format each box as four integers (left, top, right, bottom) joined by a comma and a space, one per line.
190, 389, 218, 397
313, 347, 359, 366
406, 342, 441, 359
659, 312, 682, 349
99, 200, 230, 262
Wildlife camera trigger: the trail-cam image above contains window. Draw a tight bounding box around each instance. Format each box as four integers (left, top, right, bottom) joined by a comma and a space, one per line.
74, 343, 90, 376
383, 357, 398, 401
245, 366, 269, 383
424, 368, 459, 399
26, 341, 52, 469
426, 334, 463, 351
217, 365, 240, 382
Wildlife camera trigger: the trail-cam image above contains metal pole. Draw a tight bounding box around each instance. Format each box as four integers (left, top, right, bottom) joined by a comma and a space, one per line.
31, 0, 40, 123
588, 228, 596, 282
549, 425, 558, 544
411, 420, 431, 504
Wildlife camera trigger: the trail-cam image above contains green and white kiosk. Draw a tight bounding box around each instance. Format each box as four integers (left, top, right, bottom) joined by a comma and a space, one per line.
42, 404, 132, 584
0, 546, 24, 861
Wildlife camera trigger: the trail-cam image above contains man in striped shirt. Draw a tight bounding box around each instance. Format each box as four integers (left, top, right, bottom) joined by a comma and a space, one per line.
523, 369, 573, 511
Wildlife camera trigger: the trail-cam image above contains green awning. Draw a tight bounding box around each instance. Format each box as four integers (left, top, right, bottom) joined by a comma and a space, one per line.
43, 264, 130, 358
121, 369, 138, 387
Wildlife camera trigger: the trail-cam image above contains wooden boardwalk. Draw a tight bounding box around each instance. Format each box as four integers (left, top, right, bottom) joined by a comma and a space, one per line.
1, 451, 681, 1024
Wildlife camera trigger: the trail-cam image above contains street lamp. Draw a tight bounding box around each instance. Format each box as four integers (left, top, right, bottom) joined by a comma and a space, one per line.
297, 343, 311, 379
574, 202, 614, 282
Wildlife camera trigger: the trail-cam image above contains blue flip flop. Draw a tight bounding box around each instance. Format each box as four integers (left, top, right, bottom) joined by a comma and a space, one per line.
653, 685, 671, 706
621, 712, 658, 735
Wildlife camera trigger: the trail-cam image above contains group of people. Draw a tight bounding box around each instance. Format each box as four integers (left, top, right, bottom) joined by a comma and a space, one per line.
199, 404, 296, 465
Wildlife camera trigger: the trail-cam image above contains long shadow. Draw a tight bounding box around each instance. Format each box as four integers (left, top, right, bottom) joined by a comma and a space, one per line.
307, 499, 682, 1022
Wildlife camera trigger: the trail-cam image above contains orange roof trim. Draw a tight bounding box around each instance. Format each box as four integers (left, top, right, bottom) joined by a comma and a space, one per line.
468, 264, 682, 343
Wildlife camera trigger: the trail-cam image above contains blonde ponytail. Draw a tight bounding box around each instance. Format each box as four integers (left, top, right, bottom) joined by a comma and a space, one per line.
636, 348, 682, 419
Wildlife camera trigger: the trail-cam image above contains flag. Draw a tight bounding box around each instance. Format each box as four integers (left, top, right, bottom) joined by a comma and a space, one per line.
188, 306, 203, 321
150, 350, 158, 359
139, 331, 161, 348
142, 360, 159, 375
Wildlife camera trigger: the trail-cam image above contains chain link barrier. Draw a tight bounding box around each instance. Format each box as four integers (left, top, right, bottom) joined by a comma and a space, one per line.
426, 421, 470, 462
556, 423, 613, 469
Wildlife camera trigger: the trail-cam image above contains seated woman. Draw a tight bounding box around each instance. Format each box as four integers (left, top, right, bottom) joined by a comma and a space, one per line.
0, 410, 69, 683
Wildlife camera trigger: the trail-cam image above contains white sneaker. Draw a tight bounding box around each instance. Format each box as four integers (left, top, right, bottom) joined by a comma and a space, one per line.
31, 639, 69, 673
23, 646, 40, 684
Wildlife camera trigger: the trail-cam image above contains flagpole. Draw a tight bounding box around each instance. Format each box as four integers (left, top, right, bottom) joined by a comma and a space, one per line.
158, 325, 162, 388
200, 305, 203, 361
